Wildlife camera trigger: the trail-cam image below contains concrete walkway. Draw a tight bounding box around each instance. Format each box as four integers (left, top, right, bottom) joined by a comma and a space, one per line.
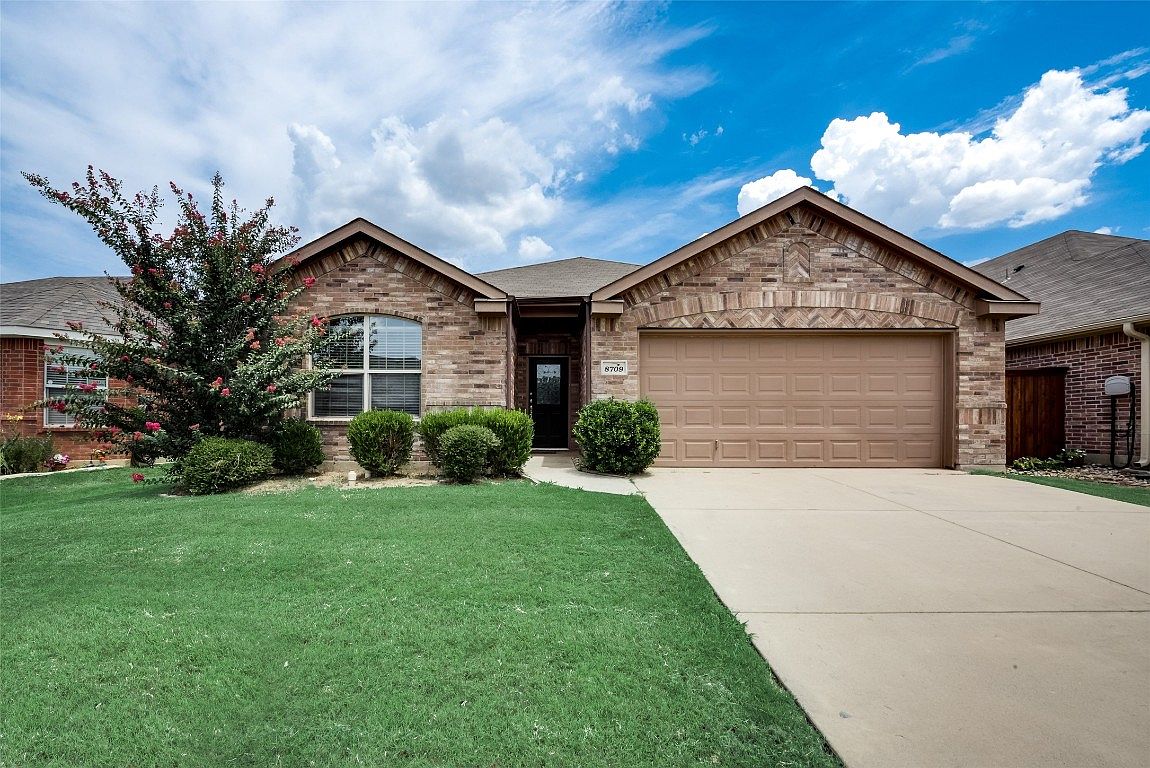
631, 469, 1150, 768
522, 452, 640, 495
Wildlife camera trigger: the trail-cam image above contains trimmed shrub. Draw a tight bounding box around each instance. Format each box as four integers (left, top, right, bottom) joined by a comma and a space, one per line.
270, 419, 326, 475
0, 434, 54, 475
417, 407, 533, 475
347, 410, 414, 475
474, 408, 533, 476
439, 424, 499, 483
181, 437, 274, 495
416, 408, 473, 466
572, 398, 661, 475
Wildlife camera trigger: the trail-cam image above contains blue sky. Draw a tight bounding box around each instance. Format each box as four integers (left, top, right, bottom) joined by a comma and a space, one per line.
1, 1, 1148, 283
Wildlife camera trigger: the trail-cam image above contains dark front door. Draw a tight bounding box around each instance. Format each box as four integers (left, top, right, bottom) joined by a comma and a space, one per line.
529, 357, 568, 448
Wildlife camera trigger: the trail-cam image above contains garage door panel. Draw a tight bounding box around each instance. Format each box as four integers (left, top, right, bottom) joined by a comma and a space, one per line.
641, 332, 946, 468
720, 374, 750, 393
646, 373, 677, 393
757, 374, 787, 394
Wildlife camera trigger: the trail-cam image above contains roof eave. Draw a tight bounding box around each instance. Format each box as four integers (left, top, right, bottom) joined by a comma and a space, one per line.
1006, 313, 1150, 347
279, 218, 507, 300
591, 187, 1030, 303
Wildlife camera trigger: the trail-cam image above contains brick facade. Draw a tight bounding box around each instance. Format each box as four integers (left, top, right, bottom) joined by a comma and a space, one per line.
0, 336, 126, 462
290, 236, 509, 463
1007, 331, 1142, 459
589, 203, 1008, 468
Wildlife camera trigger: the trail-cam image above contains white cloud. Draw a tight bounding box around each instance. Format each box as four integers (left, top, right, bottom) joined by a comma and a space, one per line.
1093, 226, 1116, 234
0, 2, 709, 278
517, 235, 555, 261
740, 67, 1150, 234
291, 115, 558, 259
736, 169, 813, 216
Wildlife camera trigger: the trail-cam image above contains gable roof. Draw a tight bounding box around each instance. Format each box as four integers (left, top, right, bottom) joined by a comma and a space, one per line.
284, 218, 507, 299
972, 230, 1150, 343
591, 186, 1035, 309
0, 276, 123, 336
477, 257, 638, 298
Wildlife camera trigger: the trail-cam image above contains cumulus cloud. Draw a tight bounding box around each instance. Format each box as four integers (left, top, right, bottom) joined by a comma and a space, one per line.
0, 2, 709, 278
739, 66, 1150, 233
1093, 226, 1116, 234
517, 235, 555, 261
291, 115, 558, 258
736, 169, 813, 215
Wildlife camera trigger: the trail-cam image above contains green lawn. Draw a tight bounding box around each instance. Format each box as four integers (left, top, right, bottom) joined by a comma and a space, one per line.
981, 471, 1150, 507
0, 469, 837, 767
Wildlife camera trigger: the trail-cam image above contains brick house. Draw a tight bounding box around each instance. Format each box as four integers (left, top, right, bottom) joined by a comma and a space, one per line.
2, 189, 1040, 470
286, 188, 1037, 470
974, 231, 1149, 466
0, 276, 126, 461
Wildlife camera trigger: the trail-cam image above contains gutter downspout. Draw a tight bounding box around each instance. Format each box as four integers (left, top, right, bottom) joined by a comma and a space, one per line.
1122, 323, 1150, 467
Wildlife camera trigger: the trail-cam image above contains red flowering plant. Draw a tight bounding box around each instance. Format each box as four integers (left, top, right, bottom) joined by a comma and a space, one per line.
23, 168, 340, 466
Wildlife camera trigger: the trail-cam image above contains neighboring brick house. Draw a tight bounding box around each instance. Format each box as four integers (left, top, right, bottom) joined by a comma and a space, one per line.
0, 276, 126, 461
2, 189, 1039, 470
974, 231, 1149, 466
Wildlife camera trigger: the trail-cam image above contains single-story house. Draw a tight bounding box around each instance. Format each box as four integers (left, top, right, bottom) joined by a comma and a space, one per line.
1, 188, 1040, 470
973, 231, 1148, 467
0, 276, 125, 459
286, 188, 1037, 469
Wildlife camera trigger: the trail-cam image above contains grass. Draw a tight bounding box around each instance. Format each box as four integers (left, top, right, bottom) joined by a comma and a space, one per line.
0, 469, 838, 767
983, 471, 1150, 506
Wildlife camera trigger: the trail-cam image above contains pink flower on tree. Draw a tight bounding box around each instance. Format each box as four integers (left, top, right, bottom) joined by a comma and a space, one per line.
145, 421, 161, 432
210, 377, 224, 389
310, 315, 323, 328
265, 384, 277, 393
78, 382, 98, 393
133, 431, 143, 440
250, 264, 265, 274
250, 340, 261, 350
303, 276, 316, 288
220, 388, 231, 397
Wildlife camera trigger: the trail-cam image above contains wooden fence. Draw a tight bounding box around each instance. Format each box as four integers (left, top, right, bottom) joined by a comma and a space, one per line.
1005, 368, 1066, 462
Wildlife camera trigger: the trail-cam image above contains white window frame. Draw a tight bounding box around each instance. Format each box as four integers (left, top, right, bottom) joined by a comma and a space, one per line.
44, 345, 108, 428
307, 315, 422, 420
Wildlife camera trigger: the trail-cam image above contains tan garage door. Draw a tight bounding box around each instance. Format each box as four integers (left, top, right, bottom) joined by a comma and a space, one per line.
640, 332, 947, 467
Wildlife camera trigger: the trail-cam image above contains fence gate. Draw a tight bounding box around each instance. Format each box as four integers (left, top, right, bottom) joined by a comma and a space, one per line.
1006, 368, 1066, 462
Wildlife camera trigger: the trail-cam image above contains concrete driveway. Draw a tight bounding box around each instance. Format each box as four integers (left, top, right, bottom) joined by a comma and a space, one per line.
631, 469, 1150, 768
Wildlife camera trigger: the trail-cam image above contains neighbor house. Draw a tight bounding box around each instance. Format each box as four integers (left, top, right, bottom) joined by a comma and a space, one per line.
285, 187, 1037, 470
0, 276, 124, 459
973, 231, 1149, 466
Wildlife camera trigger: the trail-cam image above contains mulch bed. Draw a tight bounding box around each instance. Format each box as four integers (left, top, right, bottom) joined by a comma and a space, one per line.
1007, 464, 1150, 488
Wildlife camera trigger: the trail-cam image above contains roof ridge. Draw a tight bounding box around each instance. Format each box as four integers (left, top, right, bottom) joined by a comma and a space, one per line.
476, 256, 639, 275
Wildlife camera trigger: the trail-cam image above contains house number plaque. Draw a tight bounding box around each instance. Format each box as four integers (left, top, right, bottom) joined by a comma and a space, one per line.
600, 360, 628, 376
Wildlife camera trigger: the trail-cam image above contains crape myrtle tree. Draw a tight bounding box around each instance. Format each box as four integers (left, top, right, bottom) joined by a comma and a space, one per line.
23, 167, 338, 464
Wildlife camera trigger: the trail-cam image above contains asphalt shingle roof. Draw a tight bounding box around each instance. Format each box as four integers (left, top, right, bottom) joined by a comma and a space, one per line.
972, 231, 1150, 343
477, 257, 639, 298
0, 276, 123, 335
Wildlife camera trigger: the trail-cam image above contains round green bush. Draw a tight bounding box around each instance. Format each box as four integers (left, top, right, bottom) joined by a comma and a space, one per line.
439, 424, 499, 483
269, 419, 326, 475
181, 437, 274, 495
480, 408, 533, 476
415, 408, 473, 466
417, 407, 533, 475
571, 398, 661, 475
347, 410, 414, 475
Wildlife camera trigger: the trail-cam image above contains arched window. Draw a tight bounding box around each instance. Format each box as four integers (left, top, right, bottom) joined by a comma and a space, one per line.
310, 315, 421, 418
